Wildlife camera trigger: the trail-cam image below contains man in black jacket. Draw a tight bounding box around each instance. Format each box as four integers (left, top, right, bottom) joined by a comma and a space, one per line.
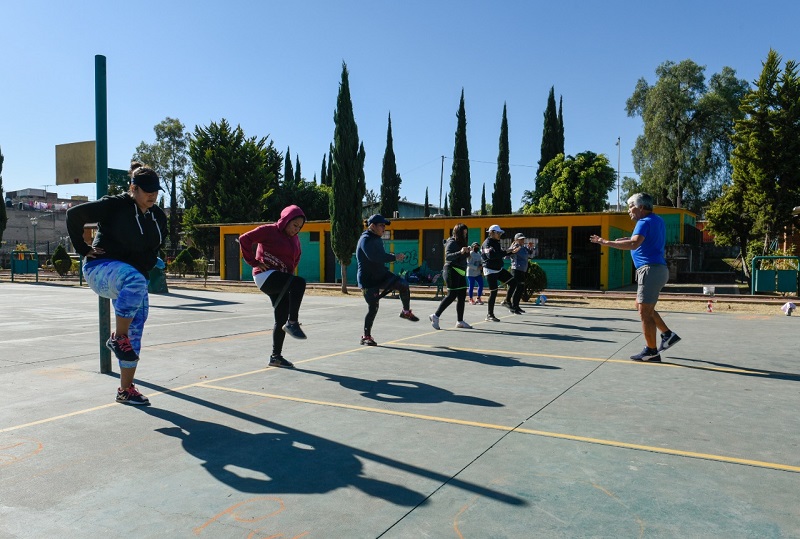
355, 214, 419, 346
481, 224, 520, 322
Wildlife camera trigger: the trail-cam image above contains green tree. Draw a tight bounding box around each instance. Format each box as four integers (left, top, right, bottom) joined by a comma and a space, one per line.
492, 103, 512, 214
52, 243, 72, 276
283, 147, 295, 187
330, 62, 366, 293
706, 50, 800, 271
183, 119, 281, 256
320, 154, 328, 186
536, 87, 561, 179
626, 59, 749, 213
449, 89, 472, 216
481, 183, 488, 215
557, 95, 565, 155
294, 155, 302, 185
0, 146, 6, 245
424, 187, 430, 217
133, 117, 191, 253
523, 152, 616, 214
443, 196, 449, 216
379, 113, 401, 218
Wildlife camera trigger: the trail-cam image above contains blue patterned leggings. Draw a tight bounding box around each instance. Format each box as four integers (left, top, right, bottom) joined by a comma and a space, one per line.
83, 259, 149, 368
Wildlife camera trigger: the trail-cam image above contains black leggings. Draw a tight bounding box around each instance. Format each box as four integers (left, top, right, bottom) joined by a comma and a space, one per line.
259, 271, 306, 356
362, 274, 410, 336
485, 269, 514, 316
505, 269, 527, 308
434, 288, 467, 321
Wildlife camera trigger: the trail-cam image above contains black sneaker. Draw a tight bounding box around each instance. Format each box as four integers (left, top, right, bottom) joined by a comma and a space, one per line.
360, 335, 377, 346
501, 300, 514, 311
630, 347, 661, 362
116, 384, 150, 406
106, 333, 139, 363
282, 321, 307, 340
269, 355, 295, 368
485, 314, 500, 322
512, 307, 525, 315
399, 310, 420, 322
658, 331, 681, 352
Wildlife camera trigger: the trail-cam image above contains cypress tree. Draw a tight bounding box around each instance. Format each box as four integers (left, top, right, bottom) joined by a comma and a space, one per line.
492, 103, 512, 214
327, 145, 333, 184
443, 195, 449, 216
330, 62, 366, 293
379, 113, 400, 218
424, 187, 430, 217
481, 183, 487, 215
284, 147, 294, 185
320, 154, 328, 186
0, 146, 6, 244
449, 89, 472, 216
535, 86, 562, 203
294, 155, 302, 184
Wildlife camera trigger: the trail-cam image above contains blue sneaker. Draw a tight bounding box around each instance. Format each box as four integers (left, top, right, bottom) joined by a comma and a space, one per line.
630, 347, 661, 362
282, 322, 307, 340
658, 331, 681, 352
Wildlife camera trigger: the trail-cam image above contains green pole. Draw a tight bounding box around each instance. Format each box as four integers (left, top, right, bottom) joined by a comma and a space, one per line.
95, 55, 112, 374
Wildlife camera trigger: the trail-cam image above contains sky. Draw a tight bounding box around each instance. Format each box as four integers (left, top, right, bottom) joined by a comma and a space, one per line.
2, 1, 798, 212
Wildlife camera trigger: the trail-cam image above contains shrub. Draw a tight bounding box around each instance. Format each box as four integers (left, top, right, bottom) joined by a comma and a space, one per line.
52, 244, 72, 276
172, 248, 195, 277
521, 262, 548, 301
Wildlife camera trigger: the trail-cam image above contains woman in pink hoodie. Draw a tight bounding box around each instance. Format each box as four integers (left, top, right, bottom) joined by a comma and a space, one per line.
239, 205, 307, 368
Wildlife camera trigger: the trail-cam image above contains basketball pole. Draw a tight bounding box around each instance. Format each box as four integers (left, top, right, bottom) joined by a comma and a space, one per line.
95, 54, 112, 374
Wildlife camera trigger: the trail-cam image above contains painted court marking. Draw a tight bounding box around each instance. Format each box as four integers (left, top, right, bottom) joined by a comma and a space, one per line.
2, 337, 797, 475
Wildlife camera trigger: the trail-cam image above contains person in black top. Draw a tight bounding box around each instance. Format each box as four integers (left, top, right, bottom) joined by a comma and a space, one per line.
429, 223, 472, 329
356, 214, 419, 346
66, 162, 167, 405
481, 224, 520, 322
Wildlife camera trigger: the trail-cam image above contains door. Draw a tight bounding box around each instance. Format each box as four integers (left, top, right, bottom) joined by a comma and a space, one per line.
422, 229, 445, 271
224, 234, 240, 281
570, 226, 601, 289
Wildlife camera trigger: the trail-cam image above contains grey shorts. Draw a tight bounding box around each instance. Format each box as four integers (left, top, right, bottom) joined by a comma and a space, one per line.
636, 264, 669, 304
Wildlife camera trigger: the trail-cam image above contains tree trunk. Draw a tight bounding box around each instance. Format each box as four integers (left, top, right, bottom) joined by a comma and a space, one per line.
340, 262, 349, 294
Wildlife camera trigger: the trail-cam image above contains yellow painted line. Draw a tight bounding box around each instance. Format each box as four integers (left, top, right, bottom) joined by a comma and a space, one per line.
400, 343, 766, 375
197, 383, 800, 474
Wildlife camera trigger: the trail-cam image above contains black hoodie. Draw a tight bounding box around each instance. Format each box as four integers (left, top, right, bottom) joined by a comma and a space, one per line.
66, 193, 167, 277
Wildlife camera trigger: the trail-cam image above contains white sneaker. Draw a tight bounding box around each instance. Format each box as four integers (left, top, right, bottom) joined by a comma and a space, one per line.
429, 313, 440, 330
455, 320, 472, 329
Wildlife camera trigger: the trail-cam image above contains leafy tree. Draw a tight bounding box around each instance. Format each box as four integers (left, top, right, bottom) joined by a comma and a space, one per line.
523, 151, 616, 214
364, 188, 379, 206
492, 103, 512, 214
626, 59, 749, 213
481, 183, 487, 215
379, 113, 401, 218
52, 243, 72, 276
0, 146, 6, 244
330, 62, 366, 293
449, 89, 472, 216
184, 119, 281, 256
706, 50, 800, 272
424, 187, 430, 217
133, 117, 191, 253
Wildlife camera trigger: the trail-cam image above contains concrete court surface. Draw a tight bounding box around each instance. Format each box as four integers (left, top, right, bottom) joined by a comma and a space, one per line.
0, 281, 798, 539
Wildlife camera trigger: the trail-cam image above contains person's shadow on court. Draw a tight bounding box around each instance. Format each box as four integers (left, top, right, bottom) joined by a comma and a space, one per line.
296, 368, 504, 407
144, 407, 425, 506
385, 345, 561, 370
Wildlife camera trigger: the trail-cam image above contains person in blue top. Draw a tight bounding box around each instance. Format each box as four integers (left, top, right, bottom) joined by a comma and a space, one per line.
356, 214, 419, 346
590, 193, 681, 362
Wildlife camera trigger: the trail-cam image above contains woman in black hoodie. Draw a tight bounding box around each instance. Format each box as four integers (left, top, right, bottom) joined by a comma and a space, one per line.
481, 224, 520, 322
429, 223, 472, 329
66, 162, 167, 405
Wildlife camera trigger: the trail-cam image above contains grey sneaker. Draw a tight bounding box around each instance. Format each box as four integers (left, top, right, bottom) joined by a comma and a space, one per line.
429, 313, 441, 330
455, 320, 473, 329
282, 322, 307, 340
630, 347, 661, 362
658, 331, 681, 352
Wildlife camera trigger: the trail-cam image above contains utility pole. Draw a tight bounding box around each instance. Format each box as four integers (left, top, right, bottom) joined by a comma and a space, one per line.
438, 155, 444, 214
616, 137, 621, 210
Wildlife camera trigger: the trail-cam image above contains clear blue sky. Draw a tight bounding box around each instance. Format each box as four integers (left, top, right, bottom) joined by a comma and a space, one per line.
2, 1, 797, 211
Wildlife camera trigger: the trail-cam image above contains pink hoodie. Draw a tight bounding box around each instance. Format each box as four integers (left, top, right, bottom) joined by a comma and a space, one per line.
239, 205, 306, 276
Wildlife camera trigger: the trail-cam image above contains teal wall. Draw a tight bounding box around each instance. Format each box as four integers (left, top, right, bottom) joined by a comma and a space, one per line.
536, 259, 568, 289
298, 232, 320, 281
607, 226, 633, 290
